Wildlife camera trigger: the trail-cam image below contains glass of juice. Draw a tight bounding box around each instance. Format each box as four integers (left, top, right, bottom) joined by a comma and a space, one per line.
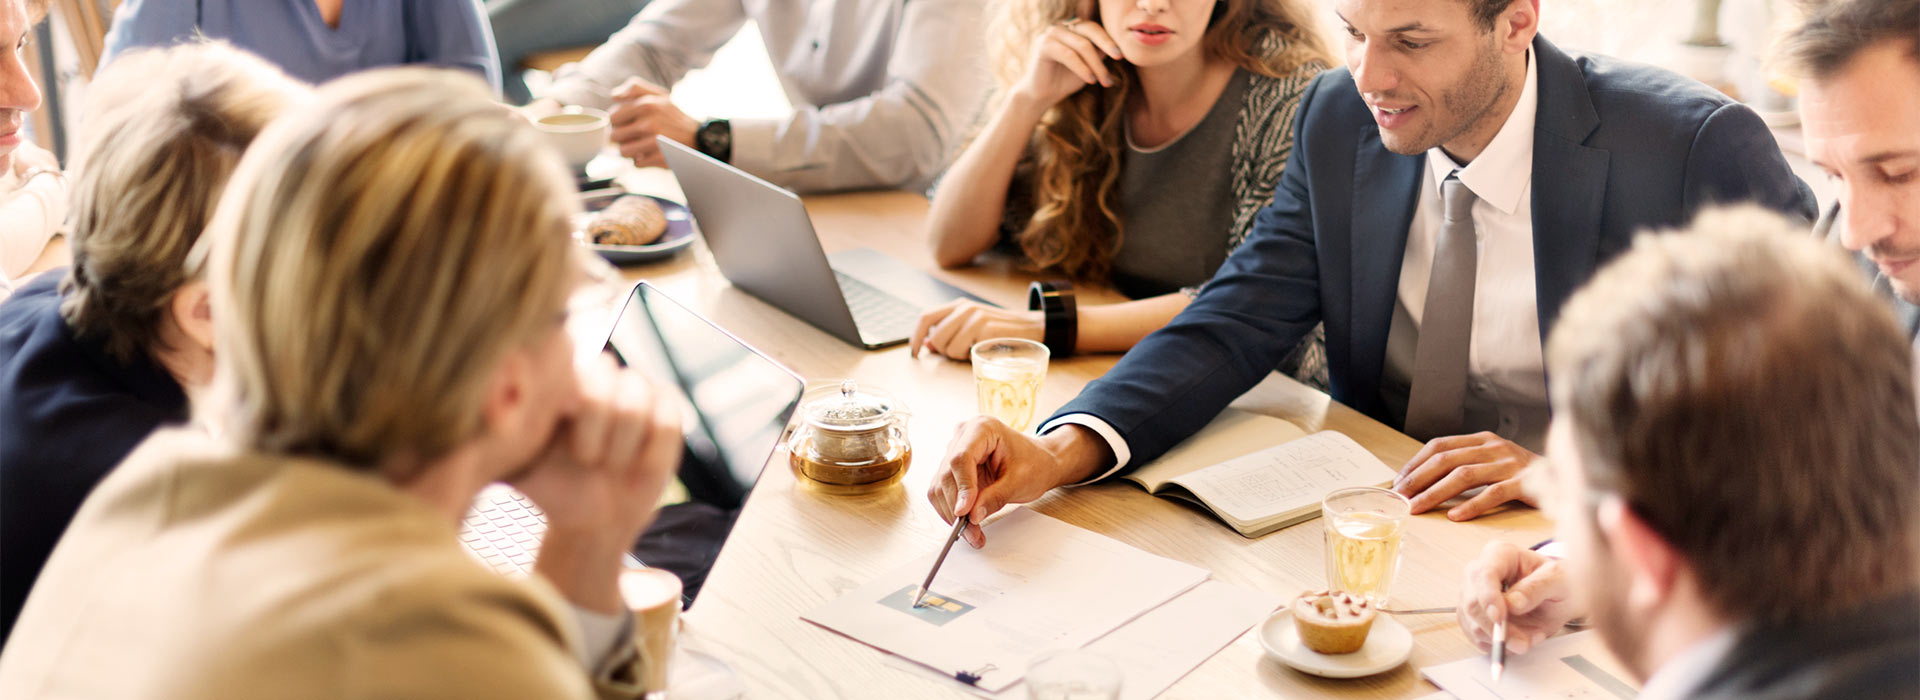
1322, 486, 1411, 604
971, 338, 1049, 432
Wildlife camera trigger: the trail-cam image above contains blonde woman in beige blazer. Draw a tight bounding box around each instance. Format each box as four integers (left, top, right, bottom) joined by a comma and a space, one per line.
0, 67, 683, 699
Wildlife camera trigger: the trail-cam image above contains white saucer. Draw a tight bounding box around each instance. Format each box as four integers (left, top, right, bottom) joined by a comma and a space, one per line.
1258, 608, 1413, 678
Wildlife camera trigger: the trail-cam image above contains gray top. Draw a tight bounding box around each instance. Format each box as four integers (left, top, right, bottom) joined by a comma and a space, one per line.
1109, 70, 1250, 299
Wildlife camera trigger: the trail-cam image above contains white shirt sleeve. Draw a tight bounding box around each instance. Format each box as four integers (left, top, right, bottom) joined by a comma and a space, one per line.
1, 170, 66, 281
1036, 413, 1133, 485
569, 604, 638, 676
724, 0, 990, 192
542, 0, 749, 111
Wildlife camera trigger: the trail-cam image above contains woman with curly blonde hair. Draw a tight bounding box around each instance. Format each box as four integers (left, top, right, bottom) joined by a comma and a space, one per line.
913, 0, 1330, 384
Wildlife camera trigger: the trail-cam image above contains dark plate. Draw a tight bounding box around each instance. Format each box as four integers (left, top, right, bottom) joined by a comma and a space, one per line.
577, 192, 697, 265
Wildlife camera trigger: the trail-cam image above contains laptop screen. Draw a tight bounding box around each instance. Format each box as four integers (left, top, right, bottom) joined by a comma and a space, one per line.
603, 282, 804, 606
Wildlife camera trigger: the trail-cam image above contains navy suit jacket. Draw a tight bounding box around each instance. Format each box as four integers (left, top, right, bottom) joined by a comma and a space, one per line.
1053, 36, 1818, 472
0, 271, 188, 650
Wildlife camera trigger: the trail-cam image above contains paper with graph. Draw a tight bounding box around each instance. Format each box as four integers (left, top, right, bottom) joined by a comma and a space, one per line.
802, 509, 1209, 692
1421, 630, 1641, 700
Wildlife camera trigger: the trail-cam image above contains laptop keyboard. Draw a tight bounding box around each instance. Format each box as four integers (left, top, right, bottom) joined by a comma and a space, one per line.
460, 484, 546, 576
835, 269, 920, 340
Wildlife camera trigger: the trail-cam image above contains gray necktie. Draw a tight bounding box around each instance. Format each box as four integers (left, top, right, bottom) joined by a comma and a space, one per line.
1404, 174, 1477, 440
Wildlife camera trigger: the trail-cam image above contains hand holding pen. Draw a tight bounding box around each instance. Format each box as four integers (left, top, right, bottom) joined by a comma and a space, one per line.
1457, 541, 1589, 660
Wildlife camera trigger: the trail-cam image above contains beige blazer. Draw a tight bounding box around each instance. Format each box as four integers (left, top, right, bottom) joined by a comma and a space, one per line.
0, 429, 647, 699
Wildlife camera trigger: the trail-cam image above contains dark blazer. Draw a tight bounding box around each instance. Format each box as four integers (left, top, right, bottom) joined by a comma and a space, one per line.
1052, 36, 1818, 470
0, 271, 188, 650
1687, 593, 1920, 700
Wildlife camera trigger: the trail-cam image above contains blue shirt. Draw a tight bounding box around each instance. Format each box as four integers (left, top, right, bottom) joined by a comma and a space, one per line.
102, 0, 501, 92
0, 271, 188, 652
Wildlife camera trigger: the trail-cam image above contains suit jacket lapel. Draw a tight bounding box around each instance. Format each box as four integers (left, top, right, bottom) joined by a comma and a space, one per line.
1529, 36, 1610, 339
1349, 128, 1421, 406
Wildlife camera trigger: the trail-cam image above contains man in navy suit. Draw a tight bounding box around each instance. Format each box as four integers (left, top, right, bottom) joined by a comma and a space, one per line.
928, 0, 1817, 546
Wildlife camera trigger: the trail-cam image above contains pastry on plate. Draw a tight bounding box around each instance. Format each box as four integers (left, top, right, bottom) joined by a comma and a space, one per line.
1293, 589, 1376, 655
587, 195, 668, 246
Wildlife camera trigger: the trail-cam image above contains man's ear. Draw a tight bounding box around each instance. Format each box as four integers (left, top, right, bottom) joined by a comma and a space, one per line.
1499, 0, 1541, 55
171, 280, 215, 353
1596, 497, 1687, 613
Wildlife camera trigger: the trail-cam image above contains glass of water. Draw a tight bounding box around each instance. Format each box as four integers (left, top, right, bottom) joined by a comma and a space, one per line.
971, 338, 1049, 432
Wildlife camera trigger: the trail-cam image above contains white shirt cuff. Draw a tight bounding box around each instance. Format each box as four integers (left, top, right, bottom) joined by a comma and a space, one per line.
570, 604, 636, 674
1039, 413, 1131, 485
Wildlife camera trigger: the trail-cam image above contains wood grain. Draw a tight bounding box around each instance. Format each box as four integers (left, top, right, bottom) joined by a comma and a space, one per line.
608, 180, 1553, 699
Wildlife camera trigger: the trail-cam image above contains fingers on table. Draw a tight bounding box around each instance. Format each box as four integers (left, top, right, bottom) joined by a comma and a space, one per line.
911, 301, 965, 359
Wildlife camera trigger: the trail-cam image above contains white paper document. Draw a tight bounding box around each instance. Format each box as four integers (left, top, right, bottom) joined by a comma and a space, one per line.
802, 509, 1211, 692
1421, 630, 1640, 700
882, 578, 1281, 700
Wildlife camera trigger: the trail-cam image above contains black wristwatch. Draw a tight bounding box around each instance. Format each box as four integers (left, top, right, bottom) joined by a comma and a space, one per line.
1027, 279, 1077, 357
694, 118, 732, 163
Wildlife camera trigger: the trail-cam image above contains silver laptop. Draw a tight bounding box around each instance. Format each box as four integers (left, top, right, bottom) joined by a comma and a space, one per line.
658, 137, 992, 349
461, 282, 804, 609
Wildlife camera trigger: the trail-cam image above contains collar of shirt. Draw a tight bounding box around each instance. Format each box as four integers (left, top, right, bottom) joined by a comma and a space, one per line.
1425, 48, 1538, 215
1634, 625, 1741, 700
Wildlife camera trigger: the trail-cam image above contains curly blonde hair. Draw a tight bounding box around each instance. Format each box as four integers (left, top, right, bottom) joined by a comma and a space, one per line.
989, 0, 1330, 282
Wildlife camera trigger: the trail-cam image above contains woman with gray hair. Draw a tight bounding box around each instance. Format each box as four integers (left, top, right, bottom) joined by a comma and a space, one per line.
0, 41, 306, 651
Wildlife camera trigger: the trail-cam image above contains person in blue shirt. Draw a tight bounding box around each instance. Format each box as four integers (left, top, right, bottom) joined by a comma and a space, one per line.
0, 42, 306, 651
102, 0, 500, 92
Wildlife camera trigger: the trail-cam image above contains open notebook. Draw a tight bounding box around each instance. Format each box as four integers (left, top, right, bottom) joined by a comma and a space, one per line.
1125, 408, 1399, 538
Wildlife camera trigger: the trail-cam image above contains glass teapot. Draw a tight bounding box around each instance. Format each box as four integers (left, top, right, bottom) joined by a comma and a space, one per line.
788, 380, 912, 492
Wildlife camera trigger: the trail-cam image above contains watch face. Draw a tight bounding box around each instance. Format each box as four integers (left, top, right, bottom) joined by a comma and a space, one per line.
699, 120, 731, 160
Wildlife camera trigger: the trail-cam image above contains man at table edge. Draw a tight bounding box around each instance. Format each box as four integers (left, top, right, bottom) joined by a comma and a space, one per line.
1458, 209, 1919, 699
927, 0, 1817, 546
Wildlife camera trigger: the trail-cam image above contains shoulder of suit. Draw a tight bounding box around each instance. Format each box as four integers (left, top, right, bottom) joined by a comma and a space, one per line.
1557, 45, 1748, 129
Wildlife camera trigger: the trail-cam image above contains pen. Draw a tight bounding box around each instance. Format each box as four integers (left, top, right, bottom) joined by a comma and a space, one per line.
1490, 582, 1508, 683
912, 515, 969, 608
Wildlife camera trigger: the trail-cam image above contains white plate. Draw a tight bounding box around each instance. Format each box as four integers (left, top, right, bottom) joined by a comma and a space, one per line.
1259, 608, 1413, 678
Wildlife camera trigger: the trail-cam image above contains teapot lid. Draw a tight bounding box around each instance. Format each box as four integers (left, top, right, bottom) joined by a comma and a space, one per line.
802, 380, 898, 433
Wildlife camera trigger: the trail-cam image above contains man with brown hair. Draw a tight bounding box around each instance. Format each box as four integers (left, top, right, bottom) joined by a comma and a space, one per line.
1784, 0, 1920, 339
0, 0, 65, 293
1456, 207, 1920, 700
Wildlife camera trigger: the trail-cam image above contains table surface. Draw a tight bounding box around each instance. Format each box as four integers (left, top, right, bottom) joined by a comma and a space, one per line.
23, 169, 1551, 700
603, 171, 1551, 699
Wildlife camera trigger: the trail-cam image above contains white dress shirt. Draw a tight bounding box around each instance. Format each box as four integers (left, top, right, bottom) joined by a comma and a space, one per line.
1046, 51, 1548, 480
1385, 47, 1550, 451
0, 166, 67, 295
543, 0, 990, 193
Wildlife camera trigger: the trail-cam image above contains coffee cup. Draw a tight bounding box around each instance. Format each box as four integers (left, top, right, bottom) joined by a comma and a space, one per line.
619, 567, 683, 695
533, 106, 610, 170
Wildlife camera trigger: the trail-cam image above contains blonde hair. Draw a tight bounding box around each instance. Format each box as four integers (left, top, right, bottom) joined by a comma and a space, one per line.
988, 0, 1331, 282
197, 68, 579, 471
60, 41, 304, 364
1548, 206, 1919, 624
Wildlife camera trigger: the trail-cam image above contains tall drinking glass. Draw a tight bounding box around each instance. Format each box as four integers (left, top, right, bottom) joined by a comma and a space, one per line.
971, 338, 1049, 432
1322, 486, 1411, 603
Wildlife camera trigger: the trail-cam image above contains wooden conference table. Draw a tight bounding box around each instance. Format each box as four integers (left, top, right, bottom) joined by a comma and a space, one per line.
601, 173, 1553, 699
22, 174, 1553, 700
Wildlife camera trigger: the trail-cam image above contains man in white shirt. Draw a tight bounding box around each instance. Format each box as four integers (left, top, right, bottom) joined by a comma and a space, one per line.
925, 0, 1816, 546
532, 0, 990, 193
1454, 208, 1918, 700
0, 0, 64, 296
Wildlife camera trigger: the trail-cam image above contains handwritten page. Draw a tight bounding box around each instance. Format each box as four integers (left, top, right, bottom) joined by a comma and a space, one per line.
1126, 409, 1310, 491
1421, 630, 1640, 700
1171, 431, 1395, 524
802, 509, 1210, 692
